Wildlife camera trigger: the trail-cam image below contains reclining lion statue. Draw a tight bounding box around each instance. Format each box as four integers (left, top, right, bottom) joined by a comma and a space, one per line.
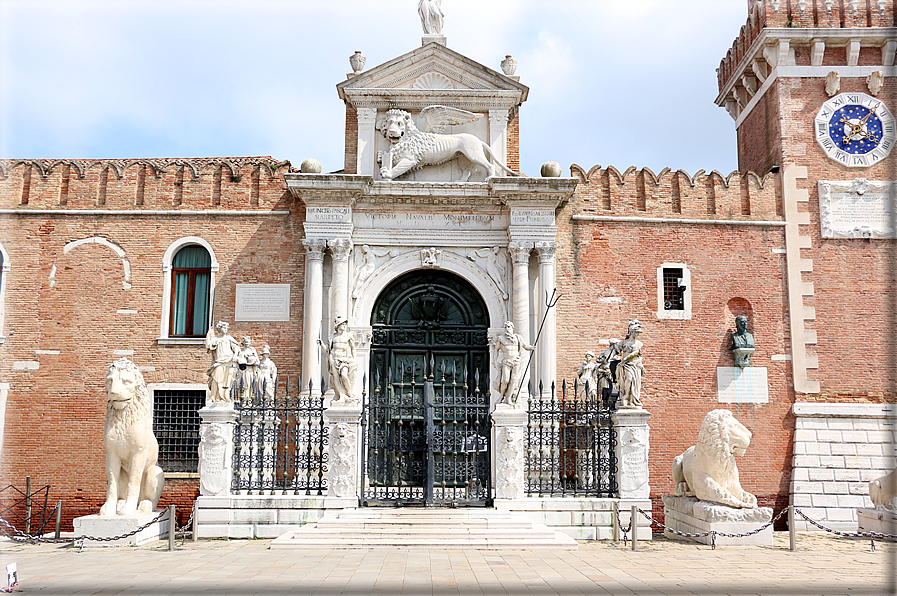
377, 106, 521, 181
99, 358, 164, 516
672, 409, 758, 509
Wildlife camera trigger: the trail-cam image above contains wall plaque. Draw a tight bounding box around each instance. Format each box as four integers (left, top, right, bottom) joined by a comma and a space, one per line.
819, 179, 895, 239
235, 284, 290, 322
510, 209, 555, 226
717, 367, 769, 404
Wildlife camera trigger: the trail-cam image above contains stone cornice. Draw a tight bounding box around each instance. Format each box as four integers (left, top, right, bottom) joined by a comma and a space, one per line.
341, 89, 525, 112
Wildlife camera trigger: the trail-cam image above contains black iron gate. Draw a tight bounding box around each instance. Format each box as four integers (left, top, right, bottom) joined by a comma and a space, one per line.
362, 270, 492, 505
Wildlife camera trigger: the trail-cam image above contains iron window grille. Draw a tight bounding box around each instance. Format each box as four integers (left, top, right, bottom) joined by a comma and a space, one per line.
153, 389, 205, 473
662, 267, 685, 311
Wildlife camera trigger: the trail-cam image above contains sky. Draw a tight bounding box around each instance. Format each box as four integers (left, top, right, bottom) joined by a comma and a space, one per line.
0, 0, 748, 177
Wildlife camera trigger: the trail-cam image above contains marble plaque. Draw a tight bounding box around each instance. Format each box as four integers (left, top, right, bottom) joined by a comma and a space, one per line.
307, 206, 352, 223
354, 212, 505, 230
819, 179, 895, 239
717, 367, 769, 404
235, 284, 290, 322
510, 209, 555, 226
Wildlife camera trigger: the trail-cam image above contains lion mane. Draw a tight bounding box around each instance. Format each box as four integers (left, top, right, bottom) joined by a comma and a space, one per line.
671, 409, 758, 509
378, 109, 437, 170
99, 358, 164, 516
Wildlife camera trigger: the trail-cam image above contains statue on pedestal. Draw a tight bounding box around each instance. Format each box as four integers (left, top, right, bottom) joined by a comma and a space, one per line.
205, 322, 240, 404
576, 351, 599, 399
319, 317, 359, 404
418, 0, 444, 35
615, 320, 645, 409
258, 345, 278, 404
731, 315, 756, 368
237, 336, 260, 402
491, 321, 534, 405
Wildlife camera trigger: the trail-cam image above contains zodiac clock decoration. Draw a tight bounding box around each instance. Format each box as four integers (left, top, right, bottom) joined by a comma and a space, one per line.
815, 92, 896, 168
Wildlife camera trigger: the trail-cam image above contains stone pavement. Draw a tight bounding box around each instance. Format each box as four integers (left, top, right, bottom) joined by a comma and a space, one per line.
0, 532, 894, 596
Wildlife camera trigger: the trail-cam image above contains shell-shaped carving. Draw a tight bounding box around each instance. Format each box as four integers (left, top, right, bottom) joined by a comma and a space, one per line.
413, 72, 454, 90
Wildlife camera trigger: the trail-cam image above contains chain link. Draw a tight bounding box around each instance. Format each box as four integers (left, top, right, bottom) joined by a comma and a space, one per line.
792, 507, 897, 541
0, 509, 169, 545
632, 506, 791, 549
174, 505, 196, 544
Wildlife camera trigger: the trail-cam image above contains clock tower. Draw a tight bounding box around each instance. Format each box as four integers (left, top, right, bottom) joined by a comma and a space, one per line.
717, 0, 896, 531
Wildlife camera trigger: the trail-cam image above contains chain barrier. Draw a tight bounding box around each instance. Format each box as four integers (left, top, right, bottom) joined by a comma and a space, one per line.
613, 507, 633, 545
632, 506, 789, 550
791, 507, 897, 550
0, 508, 169, 548
174, 504, 196, 545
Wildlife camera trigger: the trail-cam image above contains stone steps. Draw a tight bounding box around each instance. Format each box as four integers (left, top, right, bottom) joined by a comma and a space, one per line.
270, 508, 579, 550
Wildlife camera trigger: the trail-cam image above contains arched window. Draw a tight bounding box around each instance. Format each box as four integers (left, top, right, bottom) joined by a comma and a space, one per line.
170, 245, 212, 337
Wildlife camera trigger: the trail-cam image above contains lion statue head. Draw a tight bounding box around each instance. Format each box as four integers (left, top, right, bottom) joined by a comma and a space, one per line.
377, 109, 419, 144
672, 409, 758, 509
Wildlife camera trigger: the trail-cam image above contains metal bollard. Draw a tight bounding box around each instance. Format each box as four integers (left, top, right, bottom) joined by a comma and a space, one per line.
24, 476, 32, 535
54, 500, 62, 540
612, 501, 619, 542
168, 505, 175, 551
789, 505, 796, 551
631, 505, 638, 551
191, 501, 198, 542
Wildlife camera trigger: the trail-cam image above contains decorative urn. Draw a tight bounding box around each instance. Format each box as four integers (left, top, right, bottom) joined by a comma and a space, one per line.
349, 51, 366, 75
501, 55, 517, 76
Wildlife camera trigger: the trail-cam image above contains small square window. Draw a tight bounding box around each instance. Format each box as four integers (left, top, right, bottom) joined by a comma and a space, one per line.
657, 264, 692, 320
153, 389, 205, 473
662, 268, 685, 311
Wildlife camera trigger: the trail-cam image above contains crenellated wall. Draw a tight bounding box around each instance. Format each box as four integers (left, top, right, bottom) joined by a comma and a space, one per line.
0, 157, 293, 211
570, 165, 781, 221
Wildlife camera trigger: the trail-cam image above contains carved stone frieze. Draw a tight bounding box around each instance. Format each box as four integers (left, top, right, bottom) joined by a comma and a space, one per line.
495, 426, 524, 499
328, 422, 357, 498
420, 247, 443, 268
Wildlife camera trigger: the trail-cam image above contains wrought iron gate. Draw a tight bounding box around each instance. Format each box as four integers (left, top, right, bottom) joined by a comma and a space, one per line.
362, 270, 492, 505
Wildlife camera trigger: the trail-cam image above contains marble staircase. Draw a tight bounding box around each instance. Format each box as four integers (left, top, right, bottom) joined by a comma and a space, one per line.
270, 508, 579, 549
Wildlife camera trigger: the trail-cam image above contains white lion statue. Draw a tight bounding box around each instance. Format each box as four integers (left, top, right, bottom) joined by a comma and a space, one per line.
870, 468, 897, 511
99, 358, 164, 516
671, 409, 758, 509
376, 106, 521, 181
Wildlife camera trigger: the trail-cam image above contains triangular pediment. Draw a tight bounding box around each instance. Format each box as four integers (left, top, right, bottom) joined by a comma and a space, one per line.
337, 42, 528, 108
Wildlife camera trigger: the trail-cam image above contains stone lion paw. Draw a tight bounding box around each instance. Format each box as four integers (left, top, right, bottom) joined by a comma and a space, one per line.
137, 500, 153, 514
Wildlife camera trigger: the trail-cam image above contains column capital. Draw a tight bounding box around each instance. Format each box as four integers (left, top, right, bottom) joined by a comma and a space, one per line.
534, 241, 558, 263
488, 109, 509, 125
328, 238, 353, 262
302, 238, 328, 261
356, 107, 378, 125
508, 241, 534, 265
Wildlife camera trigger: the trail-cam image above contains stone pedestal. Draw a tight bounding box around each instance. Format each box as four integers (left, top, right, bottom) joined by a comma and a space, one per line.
198, 404, 238, 497
858, 508, 897, 536
612, 408, 651, 499
73, 511, 169, 547
324, 404, 363, 502
662, 495, 773, 546
492, 405, 528, 501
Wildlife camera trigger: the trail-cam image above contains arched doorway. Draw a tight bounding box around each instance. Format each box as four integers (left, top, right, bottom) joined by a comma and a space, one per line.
363, 269, 491, 506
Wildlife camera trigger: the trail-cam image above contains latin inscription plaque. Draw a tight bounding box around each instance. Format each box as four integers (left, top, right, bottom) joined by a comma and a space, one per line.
717, 367, 769, 404
235, 284, 291, 322
819, 179, 895, 239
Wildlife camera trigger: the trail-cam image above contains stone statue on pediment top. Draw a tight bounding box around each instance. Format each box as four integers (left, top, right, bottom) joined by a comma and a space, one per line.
419, 0, 444, 35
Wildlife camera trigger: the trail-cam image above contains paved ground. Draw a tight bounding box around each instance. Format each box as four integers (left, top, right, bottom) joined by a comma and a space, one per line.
0, 533, 894, 596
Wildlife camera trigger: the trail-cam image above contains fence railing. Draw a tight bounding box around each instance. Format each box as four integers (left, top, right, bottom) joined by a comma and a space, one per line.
525, 380, 617, 497
232, 377, 328, 494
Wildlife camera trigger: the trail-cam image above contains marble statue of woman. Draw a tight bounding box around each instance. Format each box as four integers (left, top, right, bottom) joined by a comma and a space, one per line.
237, 336, 260, 402
418, 0, 444, 35
205, 322, 240, 404
615, 320, 645, 409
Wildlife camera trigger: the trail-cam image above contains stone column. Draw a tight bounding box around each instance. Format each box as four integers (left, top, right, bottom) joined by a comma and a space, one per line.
324, 403, 363, 505
508, 241, 533, 395
329, 238, 353, 322
612, 408, 651, 499
302, 239, 327, 396
356, 108, 378, 176
492, 406, 528, 502
197, 404, 239, 497
488, 110, 509, 173
535, 241, 558, 396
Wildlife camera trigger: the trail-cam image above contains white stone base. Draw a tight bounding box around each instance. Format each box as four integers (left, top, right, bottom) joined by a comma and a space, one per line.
194, 495, 358, 539
495, 497, 652, 541
662, 495, 773, 546
73, 511, 169, 547
857, 508, 897, 537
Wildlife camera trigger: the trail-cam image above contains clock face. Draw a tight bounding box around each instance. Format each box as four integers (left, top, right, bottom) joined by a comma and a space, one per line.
815, 93, 896, 168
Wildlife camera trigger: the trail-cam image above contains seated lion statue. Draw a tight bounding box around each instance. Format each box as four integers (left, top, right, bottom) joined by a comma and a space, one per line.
671, 409, 758, 509
99, 358, 164, 516
870, 468, 897, 511
376, 106, 520, 181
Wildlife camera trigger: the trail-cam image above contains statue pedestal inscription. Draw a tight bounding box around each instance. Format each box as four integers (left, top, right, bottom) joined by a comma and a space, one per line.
717, 367, 769, 404
73, 511, 170, 547
662, 495, 773, 546
857, 508, 897, 536
324, 404, 362, 502
613, 408, 651, 499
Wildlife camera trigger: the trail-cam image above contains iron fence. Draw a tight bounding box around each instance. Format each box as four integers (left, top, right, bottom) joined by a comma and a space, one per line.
525, 380, 617, 497
232, 377, 328, 494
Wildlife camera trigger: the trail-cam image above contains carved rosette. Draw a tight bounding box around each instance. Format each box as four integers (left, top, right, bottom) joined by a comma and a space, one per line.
329, 238, 353, 262
302, 238, 327, 261
534, 241, 558, 264
508, 241, 534, 265
495, 426, 524, 499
